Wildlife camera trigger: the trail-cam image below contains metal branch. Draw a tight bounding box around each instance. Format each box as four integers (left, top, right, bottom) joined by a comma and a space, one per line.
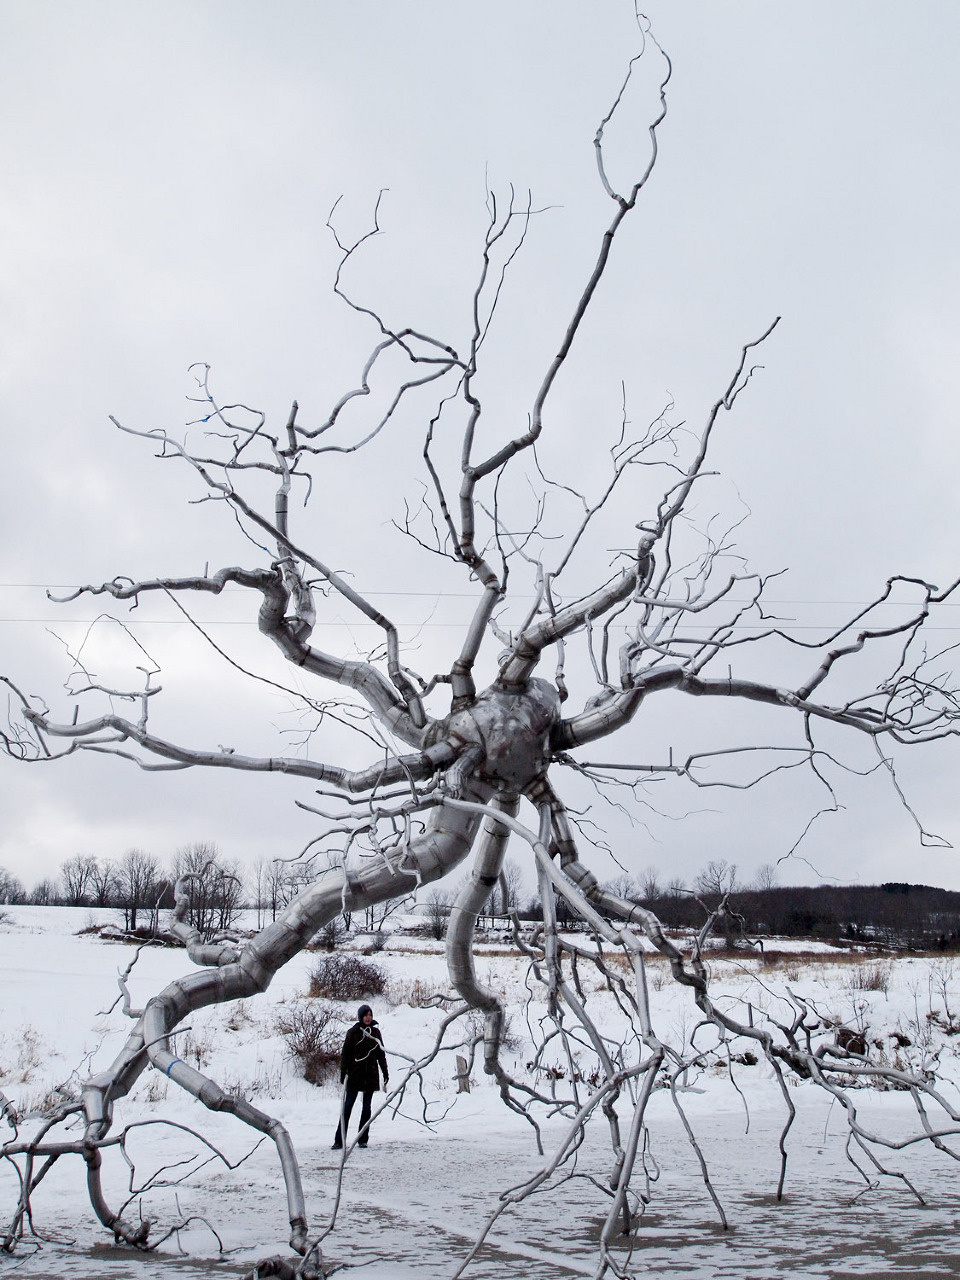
21, 705, 457, 788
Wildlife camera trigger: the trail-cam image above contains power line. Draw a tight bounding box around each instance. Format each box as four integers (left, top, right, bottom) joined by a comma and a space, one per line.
0, 584, 958, 607
2, 619, 959, 632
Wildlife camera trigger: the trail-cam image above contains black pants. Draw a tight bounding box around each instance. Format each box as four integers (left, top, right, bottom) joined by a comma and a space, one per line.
334, 1087, 373, 1147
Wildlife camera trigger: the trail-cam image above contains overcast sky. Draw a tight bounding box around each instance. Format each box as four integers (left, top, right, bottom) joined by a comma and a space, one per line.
2, 2, 960, 896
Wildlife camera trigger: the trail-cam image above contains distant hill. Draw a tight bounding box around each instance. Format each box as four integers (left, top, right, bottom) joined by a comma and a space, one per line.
642, 882, 960, 950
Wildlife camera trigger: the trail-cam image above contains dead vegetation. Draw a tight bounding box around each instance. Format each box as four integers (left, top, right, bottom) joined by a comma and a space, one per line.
275, 1002, 345, 1087
307, 955, 387, 1003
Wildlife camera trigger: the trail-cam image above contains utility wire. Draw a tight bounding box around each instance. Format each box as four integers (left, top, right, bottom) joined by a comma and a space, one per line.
2, 620, 959, 632
0, 584, 957, 607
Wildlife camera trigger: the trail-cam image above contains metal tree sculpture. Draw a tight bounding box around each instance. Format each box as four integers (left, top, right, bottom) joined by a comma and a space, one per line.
3, 18, 960, 1278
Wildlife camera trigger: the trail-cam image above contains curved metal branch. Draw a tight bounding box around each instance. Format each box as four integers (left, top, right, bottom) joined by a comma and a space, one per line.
445, 795, 517, 1078
556, 660, 960, 751
499, 319, 780, 690
75, 782, 493, 1252
168, 869, 241, 967
46, 564, 427, 745
21, 705, 457, 787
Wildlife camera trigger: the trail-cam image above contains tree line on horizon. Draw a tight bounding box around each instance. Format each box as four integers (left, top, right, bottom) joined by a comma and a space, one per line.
0, 844, 421, 939
4, 851, 960, 951
0, 844, 260, 933
521, 860, 960, 952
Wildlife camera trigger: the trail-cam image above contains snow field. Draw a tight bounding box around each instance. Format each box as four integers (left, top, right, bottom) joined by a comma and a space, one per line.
4, 906, 960, 1277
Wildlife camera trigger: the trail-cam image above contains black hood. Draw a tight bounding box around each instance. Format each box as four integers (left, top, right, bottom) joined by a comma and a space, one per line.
357, 1004, 373, 1022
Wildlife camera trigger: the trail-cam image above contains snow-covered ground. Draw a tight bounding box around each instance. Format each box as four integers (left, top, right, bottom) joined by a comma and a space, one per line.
4, 906, 960, 1278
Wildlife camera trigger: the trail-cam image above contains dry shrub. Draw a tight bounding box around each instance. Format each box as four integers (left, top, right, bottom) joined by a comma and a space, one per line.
276, 1001, 344, 1086
847, 963, 890, 994
142, 1075, 169, 1104
835, 1025, 868, 1055
314, 916, 347, 952
225, 1000, 254, 1032
308, 954, 387, 1002
179, 1027, 214, 1069
224, 1061, 285, 1099
581, 950, 631, 974
387, 977, 437, 1008
6, 1025, 44, 1084
13, 1087, 74, 1119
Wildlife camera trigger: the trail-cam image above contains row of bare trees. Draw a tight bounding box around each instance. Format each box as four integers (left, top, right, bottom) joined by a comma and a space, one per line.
3, 848, 429, 936
11, 845, 956, 952
1, 844, 244, 933
0, 867, 26, 906
602, 858, 771, 903
2, 847, 527, 940
590, 860, 960, 949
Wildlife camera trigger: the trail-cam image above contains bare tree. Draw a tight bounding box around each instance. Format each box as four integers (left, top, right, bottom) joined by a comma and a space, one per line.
753, 862, 779, 891
59, 853, 98, 906
3, 15, 960, 1278
694, 859, 738, 900
87, 856, 119, 908
423, 887, 452, 942
605, 871, 640, 903
252, 856, 285, 928
315, 913, 347, 951
252, 855, 314, 928
362, 891, 413, 935
27, 878, 55, 906
498, 857, 525, 916
114, 847, 160, 932
638, 865, 662, 901
0, 868, 25, 906
170, 843, 244, 938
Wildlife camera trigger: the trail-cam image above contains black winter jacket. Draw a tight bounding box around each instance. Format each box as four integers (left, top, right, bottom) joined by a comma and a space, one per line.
339, 1019, 388, 1092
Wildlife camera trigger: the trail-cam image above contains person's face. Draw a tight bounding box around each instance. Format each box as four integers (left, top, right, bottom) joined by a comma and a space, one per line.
362, 1012, 373, 1024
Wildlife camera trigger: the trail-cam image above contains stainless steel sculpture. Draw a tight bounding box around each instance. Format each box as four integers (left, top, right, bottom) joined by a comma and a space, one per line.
3, 17, 960, 1277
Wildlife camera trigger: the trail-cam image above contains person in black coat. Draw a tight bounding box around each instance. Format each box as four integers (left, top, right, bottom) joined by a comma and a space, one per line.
332, 1004, 389, 1149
